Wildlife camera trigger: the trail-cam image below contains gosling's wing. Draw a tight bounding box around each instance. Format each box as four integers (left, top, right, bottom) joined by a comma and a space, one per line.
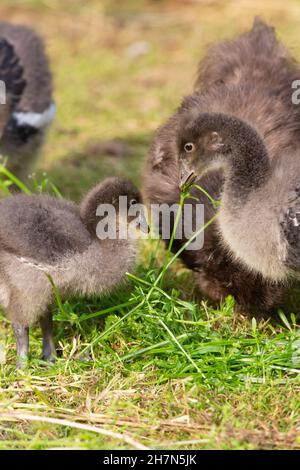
0, 194, 92, 264
195, 17, 285, 90
280, 194, 300, 270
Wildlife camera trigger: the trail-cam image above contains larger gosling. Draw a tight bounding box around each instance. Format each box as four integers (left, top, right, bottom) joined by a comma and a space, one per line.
0, 177, 144, 367
176, 112, 300, 285
144, 18, 300, 311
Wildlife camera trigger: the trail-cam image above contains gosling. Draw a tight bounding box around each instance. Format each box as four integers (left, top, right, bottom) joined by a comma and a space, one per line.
176, 111, 300, 285
0, 177, 144, 367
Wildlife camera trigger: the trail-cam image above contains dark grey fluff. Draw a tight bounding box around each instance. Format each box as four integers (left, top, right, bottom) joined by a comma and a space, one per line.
144, 17, 300, 311
176, 112, 300, 286
0, 22, 54, 180
0, 177, 141, 367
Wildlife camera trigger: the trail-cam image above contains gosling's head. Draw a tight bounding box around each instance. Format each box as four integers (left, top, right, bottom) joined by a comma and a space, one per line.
177, 112, 241, 188
80, 177, 147, 237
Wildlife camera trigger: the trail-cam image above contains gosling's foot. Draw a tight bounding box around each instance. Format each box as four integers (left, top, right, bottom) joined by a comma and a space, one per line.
16, 355, 29, 370
41, 347, 57, 363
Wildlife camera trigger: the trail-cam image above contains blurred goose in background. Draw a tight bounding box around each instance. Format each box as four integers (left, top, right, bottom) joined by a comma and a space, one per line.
0, 22, 55, 180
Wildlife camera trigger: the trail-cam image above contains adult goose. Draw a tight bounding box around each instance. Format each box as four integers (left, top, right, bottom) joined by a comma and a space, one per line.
0, 22, 54, 180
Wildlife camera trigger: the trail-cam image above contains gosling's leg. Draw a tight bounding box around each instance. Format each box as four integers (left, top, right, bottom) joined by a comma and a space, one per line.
12, 323, 29, 369
40, 310, 56, 362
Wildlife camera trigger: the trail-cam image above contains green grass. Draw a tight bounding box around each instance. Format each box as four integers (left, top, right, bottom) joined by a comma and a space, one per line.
0, 0, 300, 450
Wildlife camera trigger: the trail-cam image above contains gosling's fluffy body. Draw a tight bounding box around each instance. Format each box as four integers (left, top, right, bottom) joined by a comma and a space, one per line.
0, 177, 140, 364
0, 236, 136, 326
0, 22, 54, 179
220, 164, 290, 282
144, 18, 300, 309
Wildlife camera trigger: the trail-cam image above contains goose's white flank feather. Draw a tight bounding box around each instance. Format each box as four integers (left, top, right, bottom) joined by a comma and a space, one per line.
13, 103, 56, 129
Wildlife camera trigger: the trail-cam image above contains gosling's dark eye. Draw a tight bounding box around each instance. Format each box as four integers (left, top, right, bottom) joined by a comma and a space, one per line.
130, 198, 138, 206
184, 142, 195, 153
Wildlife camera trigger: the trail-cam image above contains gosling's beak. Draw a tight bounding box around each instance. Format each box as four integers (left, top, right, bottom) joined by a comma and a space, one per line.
138, 210, 150, 234
179, 160, 197, 190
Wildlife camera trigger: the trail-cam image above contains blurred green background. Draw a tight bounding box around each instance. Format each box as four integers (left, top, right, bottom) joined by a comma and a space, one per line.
2, 0, 300, 199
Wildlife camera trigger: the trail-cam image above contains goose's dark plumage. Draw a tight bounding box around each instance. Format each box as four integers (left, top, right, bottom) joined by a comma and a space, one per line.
0, 22, 54, 180
0, 38, 25, 136
144, 18, 300, 311
0, 177, 142, 366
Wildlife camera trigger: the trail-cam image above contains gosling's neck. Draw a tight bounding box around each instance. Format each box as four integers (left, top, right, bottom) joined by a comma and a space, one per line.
221, 120, 271, 207
80, 201, 129, 242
